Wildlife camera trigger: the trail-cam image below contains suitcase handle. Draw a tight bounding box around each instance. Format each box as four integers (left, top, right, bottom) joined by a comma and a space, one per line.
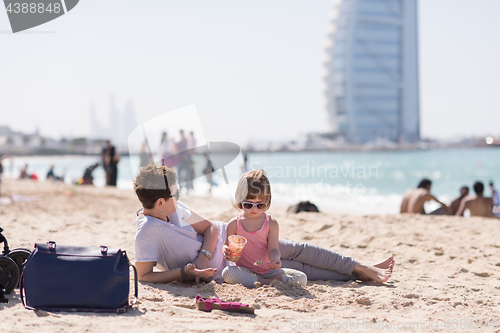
19, 271, 34, 310
130, 262, 139, 306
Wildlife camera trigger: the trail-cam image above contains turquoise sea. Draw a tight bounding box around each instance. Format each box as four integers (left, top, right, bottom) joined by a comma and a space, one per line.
2, 148, 498, 215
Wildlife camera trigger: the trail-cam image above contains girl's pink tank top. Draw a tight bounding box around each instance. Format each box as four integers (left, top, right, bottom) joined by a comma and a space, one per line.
236, 213, 271, 275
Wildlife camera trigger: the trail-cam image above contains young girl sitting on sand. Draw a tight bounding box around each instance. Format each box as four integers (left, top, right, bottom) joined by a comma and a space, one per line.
222, 169, 308, 287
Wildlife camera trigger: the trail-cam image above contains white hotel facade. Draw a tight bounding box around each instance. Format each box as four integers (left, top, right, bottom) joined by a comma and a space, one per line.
324, 0, 420, 143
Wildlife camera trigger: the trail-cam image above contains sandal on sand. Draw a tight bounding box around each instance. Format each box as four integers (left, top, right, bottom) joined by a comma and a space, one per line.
195, 295, 255, 314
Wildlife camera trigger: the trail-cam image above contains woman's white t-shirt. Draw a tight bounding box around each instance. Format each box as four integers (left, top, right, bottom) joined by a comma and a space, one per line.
134, 200, 228, 282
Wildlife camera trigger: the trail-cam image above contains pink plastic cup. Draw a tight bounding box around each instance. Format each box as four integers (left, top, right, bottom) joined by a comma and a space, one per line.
227, 235, 247, 262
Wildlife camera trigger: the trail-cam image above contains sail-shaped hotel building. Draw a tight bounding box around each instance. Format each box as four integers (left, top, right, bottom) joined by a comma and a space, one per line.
324, 0, 420, 143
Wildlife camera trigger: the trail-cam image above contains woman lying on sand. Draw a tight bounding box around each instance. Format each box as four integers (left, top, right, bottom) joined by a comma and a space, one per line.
134, 165, 394, 286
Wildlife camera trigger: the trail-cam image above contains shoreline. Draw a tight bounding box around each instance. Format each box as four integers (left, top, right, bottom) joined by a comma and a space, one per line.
2, 144, 500, 157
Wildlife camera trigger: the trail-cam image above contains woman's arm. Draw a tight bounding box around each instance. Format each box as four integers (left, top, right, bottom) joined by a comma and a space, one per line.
267, 218, 281, 269
185, 211, 219, 270
136, 261, 217, 283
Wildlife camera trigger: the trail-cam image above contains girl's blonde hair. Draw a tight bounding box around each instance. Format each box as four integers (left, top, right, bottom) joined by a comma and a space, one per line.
234, 169, 272, 210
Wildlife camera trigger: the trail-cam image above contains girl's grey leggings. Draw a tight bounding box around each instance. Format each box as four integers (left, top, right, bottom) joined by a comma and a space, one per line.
222, 266, 307, 288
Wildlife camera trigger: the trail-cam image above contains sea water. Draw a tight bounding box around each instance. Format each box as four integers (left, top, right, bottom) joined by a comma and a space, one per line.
2, 147, 498, 215
248, 148, 499, 215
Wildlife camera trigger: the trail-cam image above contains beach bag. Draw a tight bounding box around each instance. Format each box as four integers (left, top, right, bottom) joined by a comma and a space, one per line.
20, 241, 138, 313
287, 201, 320, 213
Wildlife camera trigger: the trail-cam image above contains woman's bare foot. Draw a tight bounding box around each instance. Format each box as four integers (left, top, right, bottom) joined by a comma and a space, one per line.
353, 259, 393, 283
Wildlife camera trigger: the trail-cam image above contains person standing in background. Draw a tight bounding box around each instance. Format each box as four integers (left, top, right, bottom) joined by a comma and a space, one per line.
139, 142, 151, 169
0, 154, 8, 197
176, 130, 189, 193
242, 153, 248, 173
186, 131, 196, 193
204, 153, 215, 196
158, 132, 177, 168
102, 140, 119, 186
490, 182, 499, 206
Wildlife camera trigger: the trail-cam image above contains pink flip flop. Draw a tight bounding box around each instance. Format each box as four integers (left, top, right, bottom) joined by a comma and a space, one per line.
195, 295, 255, 314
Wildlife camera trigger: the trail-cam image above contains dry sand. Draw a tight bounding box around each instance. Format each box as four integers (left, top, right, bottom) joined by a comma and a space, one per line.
1, 178, 499, 332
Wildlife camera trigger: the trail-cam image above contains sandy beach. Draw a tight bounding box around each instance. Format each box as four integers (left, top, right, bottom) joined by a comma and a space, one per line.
1, 178, 499, 332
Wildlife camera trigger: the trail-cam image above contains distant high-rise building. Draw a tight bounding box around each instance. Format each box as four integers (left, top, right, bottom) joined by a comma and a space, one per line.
324, 0, 420, 143
122, 99, 137, 146
90, 104, 106, 140
89, 97, 137, 148
108, 95, 120, 145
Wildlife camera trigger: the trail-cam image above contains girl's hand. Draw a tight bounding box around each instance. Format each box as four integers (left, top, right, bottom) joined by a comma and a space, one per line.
267, 259, 281, 270
223, 244, 241, 262
222, 244, 231, 260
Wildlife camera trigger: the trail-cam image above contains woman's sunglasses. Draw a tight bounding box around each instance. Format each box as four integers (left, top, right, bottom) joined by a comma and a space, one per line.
241, 201, 268, 210
152, 190, 180, 204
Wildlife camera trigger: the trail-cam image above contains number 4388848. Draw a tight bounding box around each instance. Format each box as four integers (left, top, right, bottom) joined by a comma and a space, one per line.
5, 3, 61, 14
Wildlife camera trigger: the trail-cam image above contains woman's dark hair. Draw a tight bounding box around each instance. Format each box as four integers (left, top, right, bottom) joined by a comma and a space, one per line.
134, 164, 176, 209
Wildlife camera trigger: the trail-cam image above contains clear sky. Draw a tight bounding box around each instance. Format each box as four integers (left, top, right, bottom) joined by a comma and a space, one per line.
1, 0, 499, 146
